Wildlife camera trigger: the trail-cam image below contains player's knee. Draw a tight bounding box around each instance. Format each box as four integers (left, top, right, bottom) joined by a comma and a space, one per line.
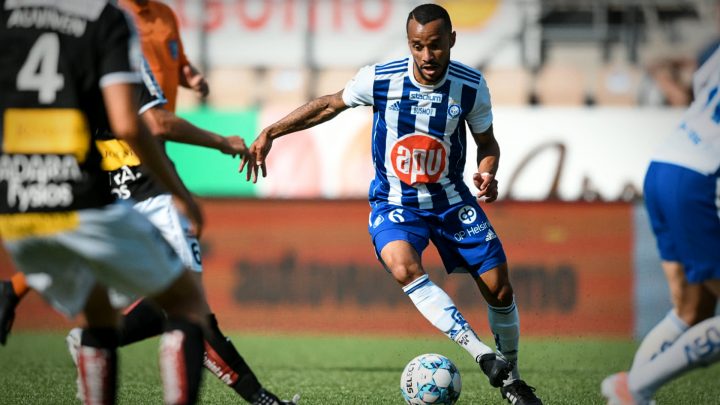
387, 262, 424, 286
486, 283, 514, 307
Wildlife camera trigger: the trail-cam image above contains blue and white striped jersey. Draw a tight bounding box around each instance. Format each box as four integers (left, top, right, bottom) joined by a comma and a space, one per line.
342, 57, 493, 209
652, 47, 720, 175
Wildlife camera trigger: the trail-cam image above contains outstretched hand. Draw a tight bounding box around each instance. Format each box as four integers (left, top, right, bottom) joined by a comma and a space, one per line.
473, 172, 498, 203
238, 132, 271, 183
219, 135, 249, 158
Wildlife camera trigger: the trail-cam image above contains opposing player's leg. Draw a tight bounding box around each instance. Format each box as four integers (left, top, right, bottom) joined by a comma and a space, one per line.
0, 272, 30, 345
103, 195, 298, 404
149, 270, 208, 405
77, 284, 121, 405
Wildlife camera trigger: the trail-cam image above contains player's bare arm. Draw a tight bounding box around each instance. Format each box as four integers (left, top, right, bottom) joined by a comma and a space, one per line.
103, 82, 204, 236
142, 107, 249, 158
471, 125, 500, 203
180, 63, 209, 98
240, 89, 349, 182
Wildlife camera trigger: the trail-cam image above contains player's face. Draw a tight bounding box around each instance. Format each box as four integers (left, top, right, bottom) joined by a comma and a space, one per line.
407, 18, 456, 85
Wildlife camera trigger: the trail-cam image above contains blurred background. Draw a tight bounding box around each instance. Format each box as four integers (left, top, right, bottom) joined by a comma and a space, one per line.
4, 0, 719, 341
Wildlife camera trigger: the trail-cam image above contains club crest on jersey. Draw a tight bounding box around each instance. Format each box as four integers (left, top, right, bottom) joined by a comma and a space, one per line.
409, 91, 443, 103
391, 135, 447, 186
448, 104, 462, 118
168, 40, 179, 60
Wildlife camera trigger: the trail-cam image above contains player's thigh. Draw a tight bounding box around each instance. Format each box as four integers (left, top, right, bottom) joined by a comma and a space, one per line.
431, 201, 507, 277
134, 194, 202, 272
369, 204, 430, 281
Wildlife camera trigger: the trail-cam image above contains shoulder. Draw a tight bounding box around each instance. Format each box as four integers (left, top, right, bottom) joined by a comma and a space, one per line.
373, 57, 410, 76
150, 1, 179, 22
448, 60, 486, 88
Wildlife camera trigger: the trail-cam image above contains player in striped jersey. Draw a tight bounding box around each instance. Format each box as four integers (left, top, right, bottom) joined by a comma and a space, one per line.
242, 4, 541, 404
602, 47, 720, 405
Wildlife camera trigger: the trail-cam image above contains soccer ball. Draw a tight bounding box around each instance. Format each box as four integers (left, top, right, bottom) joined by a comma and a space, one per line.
400, 353, 462, 405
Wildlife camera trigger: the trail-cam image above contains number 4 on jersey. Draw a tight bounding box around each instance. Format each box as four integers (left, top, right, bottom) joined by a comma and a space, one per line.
17, 33, 64, 104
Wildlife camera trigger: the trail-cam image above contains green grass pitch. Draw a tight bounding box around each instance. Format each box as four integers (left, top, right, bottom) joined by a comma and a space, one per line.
0, 332, 718, 404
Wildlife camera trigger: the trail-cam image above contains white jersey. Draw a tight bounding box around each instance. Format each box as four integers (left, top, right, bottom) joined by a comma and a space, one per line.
342, 57, 493, 210
652, 47, 720, 175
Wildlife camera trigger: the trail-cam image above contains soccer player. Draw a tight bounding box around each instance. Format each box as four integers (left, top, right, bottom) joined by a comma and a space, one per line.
119, 1, 299, 403
61, 57, 298, 405
0, 1, 208, 403
601, 47, 720, 404
119, 0, 208, 112
241, 4, 542, 404
0, 13, 299, 405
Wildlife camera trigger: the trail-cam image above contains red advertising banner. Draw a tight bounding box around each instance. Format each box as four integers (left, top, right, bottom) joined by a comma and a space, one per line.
1, 200, 633, 337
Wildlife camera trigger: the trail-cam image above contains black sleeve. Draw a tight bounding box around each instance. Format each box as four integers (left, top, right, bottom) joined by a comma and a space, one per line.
96, 4, 141, 87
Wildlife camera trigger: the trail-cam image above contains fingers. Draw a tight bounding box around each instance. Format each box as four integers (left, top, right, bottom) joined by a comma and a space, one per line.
474, 172, 498, 203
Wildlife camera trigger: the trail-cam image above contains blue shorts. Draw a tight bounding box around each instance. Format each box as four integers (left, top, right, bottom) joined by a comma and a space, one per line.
368, 201, 507, 277
644, 161, 720, 283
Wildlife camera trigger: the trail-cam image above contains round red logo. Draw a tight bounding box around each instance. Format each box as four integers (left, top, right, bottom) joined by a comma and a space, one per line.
390, 135, 447, 185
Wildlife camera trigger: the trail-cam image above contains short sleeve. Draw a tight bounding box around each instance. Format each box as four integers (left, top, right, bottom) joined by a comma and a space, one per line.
169, 7, 189, 68
96, 6, 142, 88
466, 76, 493, 134
138, 58, 167, 114
342, 65, 375, 107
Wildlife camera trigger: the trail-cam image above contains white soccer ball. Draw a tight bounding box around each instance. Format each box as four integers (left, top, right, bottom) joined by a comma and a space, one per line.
400, 353, 462, 405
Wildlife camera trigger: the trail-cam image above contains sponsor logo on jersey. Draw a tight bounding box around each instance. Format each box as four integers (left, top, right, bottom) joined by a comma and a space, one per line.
453, 220, 489, 242
0, 212, 79, 241
448, 104, 462, 118
95, 139, 140, 171
485, 229, 497, 241
388, 101, 401, 111
0, 153, 81, 212
391, 135, 447, 185
458, 205, 476, 224
410, 105, 436, 117
409, 91, 443, 103
3, 109, 90, 162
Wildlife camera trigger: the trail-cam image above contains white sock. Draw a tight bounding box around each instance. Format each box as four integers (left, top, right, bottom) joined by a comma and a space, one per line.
404, 275, 493, 361
631, 310, 688, 369
628, 315, 720, 399
488, 299, 520, 382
